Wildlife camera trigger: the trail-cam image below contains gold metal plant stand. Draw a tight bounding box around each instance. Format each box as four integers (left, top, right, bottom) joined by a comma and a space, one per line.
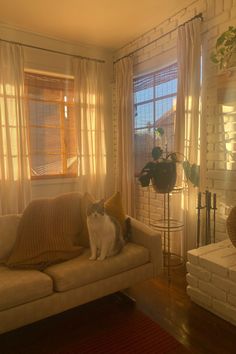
150, 187, 184, 280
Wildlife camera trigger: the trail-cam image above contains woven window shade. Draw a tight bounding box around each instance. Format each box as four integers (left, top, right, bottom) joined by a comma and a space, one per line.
134, 63, 177, 93
25, 72, 77, 178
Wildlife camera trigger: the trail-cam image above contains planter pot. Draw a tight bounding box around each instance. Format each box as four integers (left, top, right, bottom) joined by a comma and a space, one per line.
151, 161, 176, 193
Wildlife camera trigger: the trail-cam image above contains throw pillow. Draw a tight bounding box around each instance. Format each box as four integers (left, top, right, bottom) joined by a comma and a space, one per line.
0, 215, 21, 263
226, 206, 236, 247
6, 193, 84, 270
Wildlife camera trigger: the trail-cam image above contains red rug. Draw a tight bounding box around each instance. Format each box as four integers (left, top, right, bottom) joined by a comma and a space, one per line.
0, 294, 186, 354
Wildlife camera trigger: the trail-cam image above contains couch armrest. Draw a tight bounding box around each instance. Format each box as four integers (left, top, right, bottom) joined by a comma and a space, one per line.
129, 217, 163, 277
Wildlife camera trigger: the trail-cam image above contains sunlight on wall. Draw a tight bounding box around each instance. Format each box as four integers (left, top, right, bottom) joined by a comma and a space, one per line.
222, 104, 236, 171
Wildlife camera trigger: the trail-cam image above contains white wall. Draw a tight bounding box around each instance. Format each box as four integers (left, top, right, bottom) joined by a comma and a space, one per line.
113, 0, 236, 243
0, 23, 114, 199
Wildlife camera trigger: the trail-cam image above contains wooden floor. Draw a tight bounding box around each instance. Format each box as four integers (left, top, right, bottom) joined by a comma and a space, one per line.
127, 265, 236, 354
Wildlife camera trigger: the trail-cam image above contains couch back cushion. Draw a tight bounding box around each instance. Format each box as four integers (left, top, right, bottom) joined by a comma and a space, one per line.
0, 215, 21, 262
6, 193, 84, 269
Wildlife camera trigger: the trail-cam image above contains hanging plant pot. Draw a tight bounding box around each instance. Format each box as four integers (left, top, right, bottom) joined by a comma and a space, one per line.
151, 161, 176, 193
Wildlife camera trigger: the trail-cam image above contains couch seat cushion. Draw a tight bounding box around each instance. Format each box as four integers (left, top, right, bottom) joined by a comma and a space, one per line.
44, 243, 150, 292
0, 266, 53, 311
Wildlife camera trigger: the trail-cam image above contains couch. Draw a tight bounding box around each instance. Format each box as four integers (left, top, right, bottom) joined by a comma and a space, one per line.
0, 195, 162, 334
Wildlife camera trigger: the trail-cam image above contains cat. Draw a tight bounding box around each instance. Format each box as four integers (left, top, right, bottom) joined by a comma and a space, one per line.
86, 199, 125, 261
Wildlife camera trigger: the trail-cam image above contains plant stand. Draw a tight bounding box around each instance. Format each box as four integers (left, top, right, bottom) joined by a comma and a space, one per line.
150, 187, 184, 281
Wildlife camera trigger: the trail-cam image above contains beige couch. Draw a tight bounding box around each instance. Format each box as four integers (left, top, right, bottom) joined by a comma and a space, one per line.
0, 213, 162, 334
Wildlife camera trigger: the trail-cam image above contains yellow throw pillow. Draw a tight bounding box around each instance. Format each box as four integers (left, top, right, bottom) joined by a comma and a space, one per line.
104, 192, 126, 236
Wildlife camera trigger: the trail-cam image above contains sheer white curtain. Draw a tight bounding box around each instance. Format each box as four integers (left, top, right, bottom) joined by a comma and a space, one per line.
0, 42, 31, 215
114, 57, 135, 216
73, 58, 106, 199
175, 17, 202, 253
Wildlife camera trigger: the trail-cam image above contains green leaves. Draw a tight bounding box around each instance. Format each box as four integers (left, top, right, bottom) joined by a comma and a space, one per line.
182, 161, 200, 187
155, 127, 165, 137
211, 26, 236, 69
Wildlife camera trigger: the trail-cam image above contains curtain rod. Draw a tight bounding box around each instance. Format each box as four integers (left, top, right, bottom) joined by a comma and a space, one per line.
113, 13, 203, 64
0, 38, 105, 64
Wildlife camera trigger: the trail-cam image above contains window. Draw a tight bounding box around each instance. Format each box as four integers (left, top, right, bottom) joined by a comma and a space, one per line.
25, 72, 77, 178
133, 63, 178, 175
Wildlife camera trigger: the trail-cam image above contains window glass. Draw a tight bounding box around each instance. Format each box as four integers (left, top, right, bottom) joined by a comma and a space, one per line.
133, 63, 178, 175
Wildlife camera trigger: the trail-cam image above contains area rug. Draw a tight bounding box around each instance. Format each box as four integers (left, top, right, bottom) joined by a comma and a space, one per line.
0, 293, 187, 354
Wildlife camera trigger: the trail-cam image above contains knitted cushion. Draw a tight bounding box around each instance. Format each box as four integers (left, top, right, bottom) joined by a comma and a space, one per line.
6, 193, 83, 270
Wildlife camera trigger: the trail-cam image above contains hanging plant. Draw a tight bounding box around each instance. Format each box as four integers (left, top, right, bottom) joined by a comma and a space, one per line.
210, 26, 236, 69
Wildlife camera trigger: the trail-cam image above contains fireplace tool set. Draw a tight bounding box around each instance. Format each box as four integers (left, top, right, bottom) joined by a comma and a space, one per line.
196, 191, 217, 248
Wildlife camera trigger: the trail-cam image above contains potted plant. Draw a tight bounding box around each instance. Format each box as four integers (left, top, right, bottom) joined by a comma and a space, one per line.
138, 128, 199, 193
210, 26, 236, 70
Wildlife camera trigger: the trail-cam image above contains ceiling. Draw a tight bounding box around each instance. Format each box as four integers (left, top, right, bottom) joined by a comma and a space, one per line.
0, 0, 194, 51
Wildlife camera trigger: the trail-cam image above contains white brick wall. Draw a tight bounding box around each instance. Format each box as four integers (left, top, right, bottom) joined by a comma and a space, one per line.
113, 0, 236, 245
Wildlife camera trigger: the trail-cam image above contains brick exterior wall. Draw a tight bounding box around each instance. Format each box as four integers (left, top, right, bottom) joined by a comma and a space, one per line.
113, 0, 236, 245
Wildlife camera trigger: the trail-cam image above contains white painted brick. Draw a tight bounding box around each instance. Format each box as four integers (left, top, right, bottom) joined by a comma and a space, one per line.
212, 274, 236, 295
199, 245, 236, 277
186, 262, 211, 281
215, 0, 224, 14
213, 299, 236, 322
186, 273, 199, 287
206, 0, 216, 18
215, 232, 228, 242
187, 285, 212, 307
187, 240, 231, 265
207, 11, 230, 28
224, 0, 233, 9
199, 279, 227, 301
214, 179, 236, 190
231, 5, 236, 17
228, 293, 236, 307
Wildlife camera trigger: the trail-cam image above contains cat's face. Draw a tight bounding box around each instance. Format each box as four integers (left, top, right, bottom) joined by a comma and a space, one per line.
87, 200, 105, 218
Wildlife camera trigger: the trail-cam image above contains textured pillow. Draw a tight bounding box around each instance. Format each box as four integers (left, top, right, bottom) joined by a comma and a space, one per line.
0, 215, 21, 263
227, 206, 236, 247
104, 192, 127, 236
6, 193, 83, 270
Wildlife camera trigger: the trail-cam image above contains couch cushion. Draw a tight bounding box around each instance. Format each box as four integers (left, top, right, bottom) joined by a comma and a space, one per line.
0, 266, 53, 311
44, 243, 150, 292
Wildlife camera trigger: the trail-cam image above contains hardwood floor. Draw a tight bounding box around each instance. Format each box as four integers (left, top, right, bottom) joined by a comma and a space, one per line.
126, 266, 236, 354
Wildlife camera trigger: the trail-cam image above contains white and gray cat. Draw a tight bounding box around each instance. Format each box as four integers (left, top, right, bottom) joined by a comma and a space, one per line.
87, 200, 125, 261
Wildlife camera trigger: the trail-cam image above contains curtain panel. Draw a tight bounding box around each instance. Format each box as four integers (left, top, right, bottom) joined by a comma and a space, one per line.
114, 57, 135, 216
175, 17, 202, 253
73, 58, 107, 199
0, 42, 31, 214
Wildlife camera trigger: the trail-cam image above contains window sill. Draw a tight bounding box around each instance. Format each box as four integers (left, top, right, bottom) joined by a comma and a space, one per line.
31, 176, 80, 186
